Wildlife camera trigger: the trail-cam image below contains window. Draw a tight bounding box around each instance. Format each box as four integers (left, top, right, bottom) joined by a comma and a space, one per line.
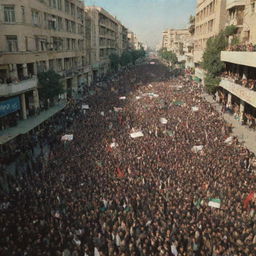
4, 6, 15, 23
35, 37, 47, 51
71, 4, 75, 17
57, 17, 63, 31
251, 3, 255, 14
65, 0, 70, 14
71, 21, 76, 33
32, 10, 40, 26
21, 6, 25, 23
6, 36, 18, 52
56, 59, 62, 71
57, 0, 62, 10
48, 15, 57, 30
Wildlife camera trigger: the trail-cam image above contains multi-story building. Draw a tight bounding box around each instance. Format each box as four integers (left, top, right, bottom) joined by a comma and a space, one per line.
194, 0, 227, 80
0, 0, 90, 127
161, 29, 191, 62
86, 6, 128, 78
128, 31, 143, 50
118, 24, 128, 56
218, 0, 256, 125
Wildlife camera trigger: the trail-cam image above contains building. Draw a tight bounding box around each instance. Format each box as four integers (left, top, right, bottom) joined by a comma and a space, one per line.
118, 24, 128, 56
85, 6, 128, 78
161, 29, 191, 62
194, 0, 227, 81
0, 0, 91, 128
128, 31, 144, 50
218, 0, 256, 126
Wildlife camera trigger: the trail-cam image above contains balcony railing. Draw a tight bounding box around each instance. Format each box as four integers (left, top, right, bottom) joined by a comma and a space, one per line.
0, 77, 37, 97
220, 78, 256, 108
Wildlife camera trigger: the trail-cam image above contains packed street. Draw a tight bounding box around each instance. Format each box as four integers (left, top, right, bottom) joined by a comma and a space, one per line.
0, 61, 255, 256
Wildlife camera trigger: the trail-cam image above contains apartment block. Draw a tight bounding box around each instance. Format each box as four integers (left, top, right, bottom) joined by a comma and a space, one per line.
85, 6, 128, 78
0, 0, 91, 129
128, 31, 143, 50
218, 0, 256, 125
194, 0, 227, 64
161, 29, 191, 62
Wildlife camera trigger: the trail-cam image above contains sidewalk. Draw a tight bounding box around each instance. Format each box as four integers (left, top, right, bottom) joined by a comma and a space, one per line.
202, 93, 256, 155
0, 101, 66, 145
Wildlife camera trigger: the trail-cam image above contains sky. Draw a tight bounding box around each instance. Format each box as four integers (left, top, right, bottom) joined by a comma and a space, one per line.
85, 0, 196, 48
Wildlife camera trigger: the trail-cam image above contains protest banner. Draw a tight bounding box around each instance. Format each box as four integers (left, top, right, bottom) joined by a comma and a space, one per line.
208, 198, 221, 208
191, 145, 203, 153
160, 118, 168, 124
130, 131, 144, 138
82, 104, 89, 110
61, 134, 73, 141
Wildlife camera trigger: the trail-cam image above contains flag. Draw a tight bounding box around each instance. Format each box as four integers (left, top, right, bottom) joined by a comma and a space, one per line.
243, 192, 255, 209
96, 161, 102, 168
117, 167, 125, 178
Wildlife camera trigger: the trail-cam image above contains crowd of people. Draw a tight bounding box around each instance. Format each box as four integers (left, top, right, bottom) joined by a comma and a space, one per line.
227, 43, 256, 52
221, 71, 256, 91
0, 60, 255, 256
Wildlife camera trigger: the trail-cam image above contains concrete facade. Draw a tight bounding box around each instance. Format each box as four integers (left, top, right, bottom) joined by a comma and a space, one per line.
242, 0, 256, 44
0, 0, 91, 123
194, 0, 227, 64
85, 6, 128, 78
219, 0, 256, 125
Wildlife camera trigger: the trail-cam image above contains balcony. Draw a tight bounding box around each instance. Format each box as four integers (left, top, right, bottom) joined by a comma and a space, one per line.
0, 77, 37, 97
221, 51, 256, 68
220, 78, 256, 108
226, 0, 245, 10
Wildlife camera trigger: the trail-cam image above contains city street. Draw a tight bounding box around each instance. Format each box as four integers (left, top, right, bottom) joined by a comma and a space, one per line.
0, 61, 255, 255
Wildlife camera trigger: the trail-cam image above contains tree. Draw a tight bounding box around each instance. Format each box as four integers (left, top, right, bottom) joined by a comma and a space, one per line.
204, 73, 220, 94
188, 15, 195, 35
109, 53, 120, 71
120, 51, 132, 66
158, 48, 178, 65
131, 49, 146, 64
202, 31, 228, 93
224, 25, 237, 37
38, 70, 64, 104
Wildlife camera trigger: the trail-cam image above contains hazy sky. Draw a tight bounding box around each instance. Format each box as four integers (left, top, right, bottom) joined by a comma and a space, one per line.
85, 0, 196, 48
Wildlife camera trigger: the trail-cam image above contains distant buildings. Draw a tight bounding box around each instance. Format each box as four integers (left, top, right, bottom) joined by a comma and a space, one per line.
128, 31, 144, 50
161, 29, 192, 63
85, 6, 129, 78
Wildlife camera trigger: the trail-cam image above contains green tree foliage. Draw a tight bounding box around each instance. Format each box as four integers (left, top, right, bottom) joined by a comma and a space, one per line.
189, 15, 195, 35
204, 73, 221, 94
38, 70, 64, 102
202, 31, 228, 93
109, 53, 120, 71
120, 51, 133, 66
158, 48, 178, 65
224, 25, 238, 37
131, 49, 146, 64
119, 49, 145, 67
231, 36, 240, 46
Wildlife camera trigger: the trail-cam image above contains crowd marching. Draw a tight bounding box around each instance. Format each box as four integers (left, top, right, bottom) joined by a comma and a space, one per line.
0, 60, 255, 256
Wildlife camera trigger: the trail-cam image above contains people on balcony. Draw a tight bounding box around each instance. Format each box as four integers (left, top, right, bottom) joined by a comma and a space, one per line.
221, 71, 256, 91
